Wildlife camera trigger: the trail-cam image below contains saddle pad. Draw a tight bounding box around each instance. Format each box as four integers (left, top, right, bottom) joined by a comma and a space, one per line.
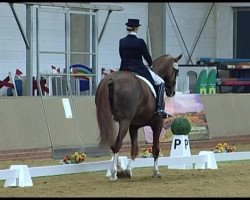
135, 75, 156, 98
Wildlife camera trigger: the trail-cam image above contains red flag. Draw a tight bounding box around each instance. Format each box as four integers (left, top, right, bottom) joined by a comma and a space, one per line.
15, 69, 23, 76
0, 76, 11, 89
33, 79, 49, 94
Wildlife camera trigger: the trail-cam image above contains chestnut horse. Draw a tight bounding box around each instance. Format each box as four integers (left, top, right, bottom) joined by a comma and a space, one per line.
95, 54, 182, 181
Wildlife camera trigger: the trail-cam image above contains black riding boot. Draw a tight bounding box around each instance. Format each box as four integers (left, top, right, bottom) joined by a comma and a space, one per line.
156, 83, 169, 118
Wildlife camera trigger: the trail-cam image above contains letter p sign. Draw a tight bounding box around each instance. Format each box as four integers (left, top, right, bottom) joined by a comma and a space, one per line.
170, 135, 191, 160
174, 139, 181, 149
174, 138, 189, 149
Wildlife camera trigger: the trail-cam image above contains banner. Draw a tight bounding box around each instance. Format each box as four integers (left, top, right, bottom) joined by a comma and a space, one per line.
144, 94, 210, 143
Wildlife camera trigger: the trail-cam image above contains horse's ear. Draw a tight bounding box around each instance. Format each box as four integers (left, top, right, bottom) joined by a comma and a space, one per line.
174, 54, 182, 62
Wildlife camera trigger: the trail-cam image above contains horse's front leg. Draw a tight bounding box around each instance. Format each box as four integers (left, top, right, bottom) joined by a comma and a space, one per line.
153, 155, 161, 178
124, 126, 139, 178
151, 121, 163, 178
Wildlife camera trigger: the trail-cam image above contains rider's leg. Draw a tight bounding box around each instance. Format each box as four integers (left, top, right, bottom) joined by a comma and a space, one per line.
148, 69, 170, 118
155, 83, 169, 118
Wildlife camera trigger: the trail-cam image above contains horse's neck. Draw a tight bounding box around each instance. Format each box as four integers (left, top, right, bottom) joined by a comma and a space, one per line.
153, 56, 171, 78
152, 67, 164, 78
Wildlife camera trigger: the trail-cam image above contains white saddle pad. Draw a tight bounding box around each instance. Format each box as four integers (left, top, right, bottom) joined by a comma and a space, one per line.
135, 75, 156, 98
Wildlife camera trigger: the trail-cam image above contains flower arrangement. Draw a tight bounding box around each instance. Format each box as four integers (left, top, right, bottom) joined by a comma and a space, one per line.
59, 152, 87, 164
213, 143, 236, 153
139, 147, 163, 158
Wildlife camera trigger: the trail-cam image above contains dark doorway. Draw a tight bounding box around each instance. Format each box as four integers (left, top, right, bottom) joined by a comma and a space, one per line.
234, 9, 250, 58
233, 8, 250, 92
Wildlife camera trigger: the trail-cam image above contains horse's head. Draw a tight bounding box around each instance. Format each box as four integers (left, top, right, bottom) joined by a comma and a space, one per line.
153, 54, 182, 97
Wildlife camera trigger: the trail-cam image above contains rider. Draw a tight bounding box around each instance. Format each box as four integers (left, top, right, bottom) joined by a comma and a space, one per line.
119, 18, 169, 118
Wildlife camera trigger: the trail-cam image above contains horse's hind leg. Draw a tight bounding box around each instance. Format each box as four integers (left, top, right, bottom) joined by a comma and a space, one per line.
151, 122, 163, 178
124, 126, 139, 178
109, 119, 130, 182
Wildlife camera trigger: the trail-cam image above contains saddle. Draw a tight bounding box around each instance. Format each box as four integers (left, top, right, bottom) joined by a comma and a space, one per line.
135, 75, 156, 98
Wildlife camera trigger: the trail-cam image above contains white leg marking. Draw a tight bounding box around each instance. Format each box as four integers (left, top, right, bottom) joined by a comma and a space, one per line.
109, 153, 118, 181
125, 159, 134, 178
153, 159, 161, 178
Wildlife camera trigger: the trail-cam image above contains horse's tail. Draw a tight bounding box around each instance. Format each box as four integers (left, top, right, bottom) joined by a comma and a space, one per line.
95, 76, 116, 147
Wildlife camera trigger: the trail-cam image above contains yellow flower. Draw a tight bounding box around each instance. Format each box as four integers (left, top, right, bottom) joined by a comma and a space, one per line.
213, 142, 236, 153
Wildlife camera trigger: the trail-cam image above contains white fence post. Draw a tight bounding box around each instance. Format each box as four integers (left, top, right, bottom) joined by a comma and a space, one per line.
4, 165, 33, 187
194, 151, 218, 169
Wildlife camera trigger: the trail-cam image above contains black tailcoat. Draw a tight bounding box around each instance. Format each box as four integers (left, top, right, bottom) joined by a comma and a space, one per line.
119, 34, 155, 86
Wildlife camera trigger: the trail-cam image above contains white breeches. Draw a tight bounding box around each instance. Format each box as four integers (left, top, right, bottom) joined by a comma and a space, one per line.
148, 68, 164, 85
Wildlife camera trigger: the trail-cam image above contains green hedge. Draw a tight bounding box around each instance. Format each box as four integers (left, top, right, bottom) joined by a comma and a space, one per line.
171, 117, 191, 135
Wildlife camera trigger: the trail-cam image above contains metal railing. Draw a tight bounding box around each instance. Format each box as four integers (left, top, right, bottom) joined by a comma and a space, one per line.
37, 72, 96, 97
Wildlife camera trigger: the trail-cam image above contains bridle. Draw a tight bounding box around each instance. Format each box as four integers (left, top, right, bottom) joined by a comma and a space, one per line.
164, 65, 179, 93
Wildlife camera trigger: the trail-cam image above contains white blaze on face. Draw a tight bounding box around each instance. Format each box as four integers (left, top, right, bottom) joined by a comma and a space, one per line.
173, 62, 178, 69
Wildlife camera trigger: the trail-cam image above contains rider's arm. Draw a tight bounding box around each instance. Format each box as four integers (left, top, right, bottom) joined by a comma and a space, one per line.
141, 39, 152, 67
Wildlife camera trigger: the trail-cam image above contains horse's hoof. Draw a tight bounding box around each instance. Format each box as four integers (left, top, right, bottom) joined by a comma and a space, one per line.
117, 170, 128, 178
109, 176, 118, 182
152, 172, 161, 178
124, 169, 133, 178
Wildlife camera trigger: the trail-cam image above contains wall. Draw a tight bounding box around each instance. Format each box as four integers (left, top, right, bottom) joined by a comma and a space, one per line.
200, 94, 250, 137
0, 3, 67, 81
165, 3, 217, 64
164, 3, 250, 64
0, 3, 26, 76
0, 96, 145, 151
1, 3, 250, 86
215, 3, 250, 57
0, 96, 50, 150
0, 95, 250, 151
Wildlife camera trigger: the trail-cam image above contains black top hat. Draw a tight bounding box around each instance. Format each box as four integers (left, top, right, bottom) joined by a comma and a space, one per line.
125, 19, 141, 27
